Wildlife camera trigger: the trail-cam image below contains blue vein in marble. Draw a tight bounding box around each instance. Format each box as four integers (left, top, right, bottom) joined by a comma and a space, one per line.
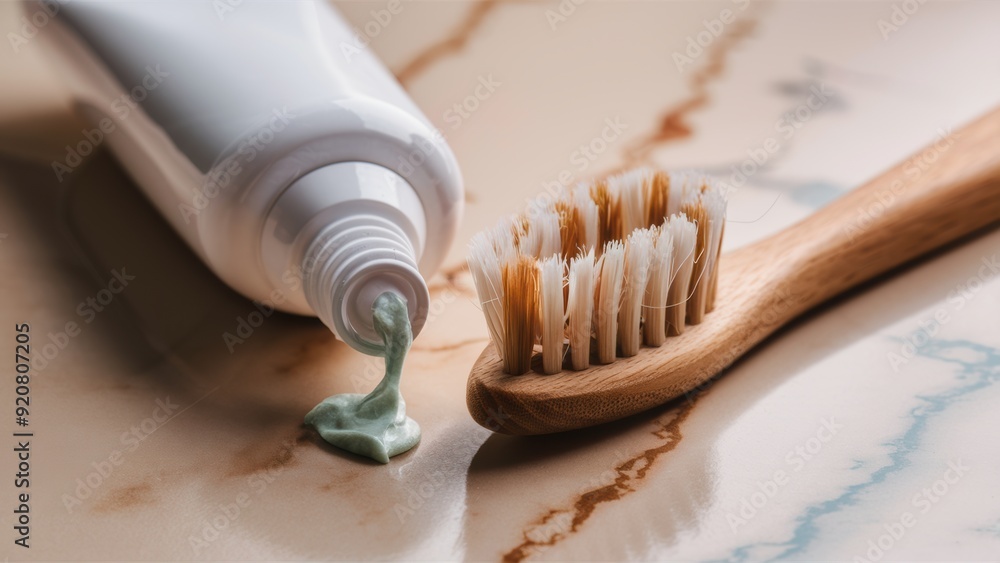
973, 519, 1000, 538
710, 338, 1000, 563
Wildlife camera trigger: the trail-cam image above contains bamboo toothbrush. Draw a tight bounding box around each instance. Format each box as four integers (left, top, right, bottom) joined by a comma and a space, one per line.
466, 106, 1000, 435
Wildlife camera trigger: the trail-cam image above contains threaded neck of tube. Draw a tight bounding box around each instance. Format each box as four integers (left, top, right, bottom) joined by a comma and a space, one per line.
302, 214, 428, 356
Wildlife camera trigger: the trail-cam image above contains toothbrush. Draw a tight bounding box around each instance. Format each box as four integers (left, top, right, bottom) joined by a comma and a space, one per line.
466, 106, 1000, 435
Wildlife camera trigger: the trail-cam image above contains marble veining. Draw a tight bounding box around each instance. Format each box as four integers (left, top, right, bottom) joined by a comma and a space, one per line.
1, 1, 998, 560
623, 7, 763, 166
502, 400, 698, 562
712, 338, 1000, 562
393, 0, 502, 87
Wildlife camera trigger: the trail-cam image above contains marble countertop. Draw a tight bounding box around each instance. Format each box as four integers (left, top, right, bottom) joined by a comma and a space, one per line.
1, 1, 999, 561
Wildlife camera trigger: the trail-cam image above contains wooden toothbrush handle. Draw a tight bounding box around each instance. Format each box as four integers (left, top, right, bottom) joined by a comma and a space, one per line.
746, 106, 1000, 322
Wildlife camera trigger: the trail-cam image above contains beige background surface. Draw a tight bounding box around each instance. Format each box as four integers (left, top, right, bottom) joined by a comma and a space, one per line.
1, 1, 1000, 561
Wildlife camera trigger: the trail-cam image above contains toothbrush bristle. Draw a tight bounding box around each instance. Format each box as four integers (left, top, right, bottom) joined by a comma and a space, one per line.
594, 240, 625, 365
535, 208, 562, 259
665, 214, 697, 336
538, 255, 565, 375
500, 254, 538, 375
590, 179, 622, 251
642, 224, 674, 347
573, 186, 599, 252
618, 228, 653, 358
467, 168, 727, 375
682, 195, 710, 324
553, 197, 579, 260
645, 171, 670, 228
567, 250, 595, 370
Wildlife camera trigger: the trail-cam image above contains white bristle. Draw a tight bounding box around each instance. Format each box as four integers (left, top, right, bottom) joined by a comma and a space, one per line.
468, 231, 506, 356
535, 210, 562, 259
538, 255, 565, 374
573, 185, 599, 251
642, 225, 674, 346
594, 240, 625, 364
610, 168, 652, 236
490, 216, 515, 257
516, 219, 540, 257
618, 228, 653, 357
667, 171, 695, 216
665, 214, 697, 336
567, 250, 595, 370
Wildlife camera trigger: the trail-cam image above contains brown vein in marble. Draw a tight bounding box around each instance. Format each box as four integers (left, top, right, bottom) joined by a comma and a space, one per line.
226, 430, 310, 477
501, 400, 697, 563
394, 0, 502, 87
94, 482, 156, 513
442, 261, 470, 284
622, 13, 760, 166
428, 262, 474, 297
273, 331, 337, 376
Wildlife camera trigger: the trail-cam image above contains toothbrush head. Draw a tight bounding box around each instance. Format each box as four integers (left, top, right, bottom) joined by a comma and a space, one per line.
466, 169, 727, 433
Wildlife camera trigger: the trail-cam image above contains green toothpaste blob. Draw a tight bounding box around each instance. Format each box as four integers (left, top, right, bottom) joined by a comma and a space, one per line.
305, 291, 420, 463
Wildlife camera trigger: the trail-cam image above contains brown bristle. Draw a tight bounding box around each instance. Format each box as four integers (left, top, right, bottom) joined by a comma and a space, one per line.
682, 199, 710, 324
510, 215, 530, 248
555, 198, 582, 259
591, 180, 622, 251
501, 255, 538, 375
646, 171, 670, 227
